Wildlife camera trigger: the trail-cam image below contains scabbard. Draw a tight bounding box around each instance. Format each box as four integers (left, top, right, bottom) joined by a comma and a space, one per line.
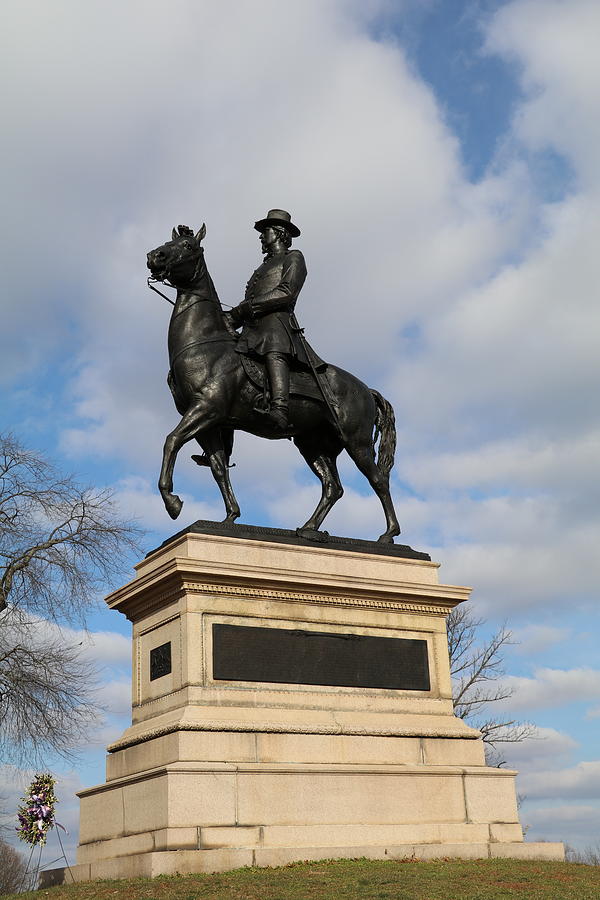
290, 313, 341, 434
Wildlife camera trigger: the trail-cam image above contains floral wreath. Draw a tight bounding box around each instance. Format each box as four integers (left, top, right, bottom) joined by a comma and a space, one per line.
16, 773, 58, 846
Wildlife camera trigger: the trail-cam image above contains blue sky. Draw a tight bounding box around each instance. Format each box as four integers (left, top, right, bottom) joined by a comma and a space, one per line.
1, 0, 599, 859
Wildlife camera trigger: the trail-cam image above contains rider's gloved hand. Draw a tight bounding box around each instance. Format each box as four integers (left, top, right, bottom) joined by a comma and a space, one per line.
229, 301, 254, 326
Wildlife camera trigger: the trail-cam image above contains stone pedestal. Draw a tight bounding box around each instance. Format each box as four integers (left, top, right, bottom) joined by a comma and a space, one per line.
46, 523, 563, 883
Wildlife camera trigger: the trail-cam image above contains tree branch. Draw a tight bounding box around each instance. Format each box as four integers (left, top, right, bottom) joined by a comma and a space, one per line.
446, 603, 532, 756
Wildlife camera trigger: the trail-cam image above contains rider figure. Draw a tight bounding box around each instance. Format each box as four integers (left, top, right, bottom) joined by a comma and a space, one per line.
228, 209, 310, 429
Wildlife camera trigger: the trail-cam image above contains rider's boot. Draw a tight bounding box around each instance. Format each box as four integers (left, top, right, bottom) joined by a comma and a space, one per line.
266, 352, 290, 430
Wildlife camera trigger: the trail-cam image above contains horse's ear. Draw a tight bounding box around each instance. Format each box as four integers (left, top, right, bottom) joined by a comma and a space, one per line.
172, 227, 178, 241
196, 223, 206, 243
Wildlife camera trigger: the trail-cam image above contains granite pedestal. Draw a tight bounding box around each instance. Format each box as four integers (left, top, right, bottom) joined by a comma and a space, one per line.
42, 523, 563, 884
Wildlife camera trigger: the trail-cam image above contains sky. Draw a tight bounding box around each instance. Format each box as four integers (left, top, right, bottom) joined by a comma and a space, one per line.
1, 0, 599, 861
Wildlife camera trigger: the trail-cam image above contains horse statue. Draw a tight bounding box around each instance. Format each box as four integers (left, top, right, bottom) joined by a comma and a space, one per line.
146, 224, 401, 543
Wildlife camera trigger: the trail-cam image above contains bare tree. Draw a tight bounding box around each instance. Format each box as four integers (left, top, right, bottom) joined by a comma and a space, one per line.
0, 837, 30, 894
447, 603, 536, 761
565, 843, 600, 866
0, 433, 143, 765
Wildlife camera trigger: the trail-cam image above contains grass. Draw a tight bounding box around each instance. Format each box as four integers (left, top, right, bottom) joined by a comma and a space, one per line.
6, 857, 600, 900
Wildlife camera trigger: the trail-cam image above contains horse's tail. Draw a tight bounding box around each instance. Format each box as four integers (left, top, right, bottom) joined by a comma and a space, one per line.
371, 389, 396, 477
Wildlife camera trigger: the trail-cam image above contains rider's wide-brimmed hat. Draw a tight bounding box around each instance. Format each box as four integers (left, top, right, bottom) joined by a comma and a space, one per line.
254, 209, 300, 238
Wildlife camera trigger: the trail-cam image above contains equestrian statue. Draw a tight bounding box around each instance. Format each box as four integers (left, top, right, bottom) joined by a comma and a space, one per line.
146, 209, 401, 543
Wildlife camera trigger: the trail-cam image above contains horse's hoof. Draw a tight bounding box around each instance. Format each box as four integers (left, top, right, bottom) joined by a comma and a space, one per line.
377, 528, 400, 544
221, 511, 240, 524
296, 526, 329, 543
165, 495, 183, 519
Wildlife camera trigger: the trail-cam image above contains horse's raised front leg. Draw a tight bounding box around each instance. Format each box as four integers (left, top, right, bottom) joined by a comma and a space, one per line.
159, 400, 217, 519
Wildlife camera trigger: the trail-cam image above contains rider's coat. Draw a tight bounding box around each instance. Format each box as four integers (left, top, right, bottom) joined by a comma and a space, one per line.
235, 249, 324, 368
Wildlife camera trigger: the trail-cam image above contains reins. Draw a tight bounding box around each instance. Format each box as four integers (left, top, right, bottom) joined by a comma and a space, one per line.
147, 277, 230, 316
147, 277, 175, 305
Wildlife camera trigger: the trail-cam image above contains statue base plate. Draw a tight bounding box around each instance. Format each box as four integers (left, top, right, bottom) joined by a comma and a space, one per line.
150, 518, 432, 560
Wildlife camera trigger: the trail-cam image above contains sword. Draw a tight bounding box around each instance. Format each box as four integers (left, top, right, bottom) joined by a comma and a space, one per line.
289, 312, 342, 436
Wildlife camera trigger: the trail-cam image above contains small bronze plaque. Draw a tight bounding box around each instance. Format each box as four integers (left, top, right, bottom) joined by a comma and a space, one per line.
150, 641, 172, 681
212, 623, 430, 691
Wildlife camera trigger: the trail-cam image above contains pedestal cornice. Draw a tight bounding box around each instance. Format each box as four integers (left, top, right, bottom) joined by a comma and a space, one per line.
105, 529, 470, 622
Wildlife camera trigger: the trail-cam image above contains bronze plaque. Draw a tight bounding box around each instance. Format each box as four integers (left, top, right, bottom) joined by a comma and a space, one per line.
212, 623, 430, 691
150, 641, 172, 681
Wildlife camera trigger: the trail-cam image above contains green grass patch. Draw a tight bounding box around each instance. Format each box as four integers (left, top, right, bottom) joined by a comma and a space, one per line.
8, 857, 600, 900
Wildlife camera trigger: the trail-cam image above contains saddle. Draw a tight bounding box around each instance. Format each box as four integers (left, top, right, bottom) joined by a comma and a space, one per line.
239, 352, 331, 407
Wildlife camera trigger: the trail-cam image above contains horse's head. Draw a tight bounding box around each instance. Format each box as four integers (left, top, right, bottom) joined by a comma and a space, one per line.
147, 223, 207, 286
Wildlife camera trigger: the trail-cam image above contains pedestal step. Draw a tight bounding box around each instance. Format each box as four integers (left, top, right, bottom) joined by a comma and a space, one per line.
41, 839, 565, 886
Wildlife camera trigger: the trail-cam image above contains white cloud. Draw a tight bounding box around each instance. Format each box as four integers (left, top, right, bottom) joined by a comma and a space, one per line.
487, 0, 600, 187
370, 0, 600, 623
523, 803, 600, 848
503, 668, 600, 712
404, 432, 600, 504
501, 727, 578, 771
94, 679, 132, 719
389, 191, 600, 457
78, 630, 131, 668
1, 616, 131, 670
522, 760, 600, 800
439, 536, 599, 615
513, 624, 570, 656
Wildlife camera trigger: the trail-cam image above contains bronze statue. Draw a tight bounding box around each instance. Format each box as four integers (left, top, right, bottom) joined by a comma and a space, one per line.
146, 212, 401, 543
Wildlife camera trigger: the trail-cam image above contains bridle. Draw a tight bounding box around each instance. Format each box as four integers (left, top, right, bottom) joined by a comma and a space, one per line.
147, 245, 207, 306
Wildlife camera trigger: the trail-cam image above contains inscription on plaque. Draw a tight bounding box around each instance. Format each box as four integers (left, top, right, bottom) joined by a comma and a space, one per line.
212, 623, 430, 691
150, 641, 172, 681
